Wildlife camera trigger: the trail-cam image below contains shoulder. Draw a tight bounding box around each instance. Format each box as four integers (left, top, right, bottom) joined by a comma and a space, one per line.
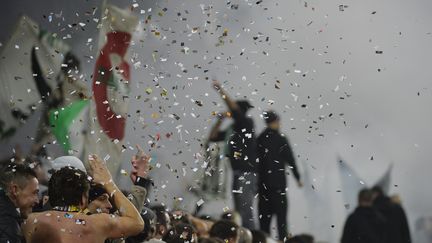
23, 212, 47, 229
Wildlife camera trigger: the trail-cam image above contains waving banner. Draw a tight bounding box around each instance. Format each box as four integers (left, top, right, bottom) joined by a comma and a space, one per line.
84, 3, 138, 176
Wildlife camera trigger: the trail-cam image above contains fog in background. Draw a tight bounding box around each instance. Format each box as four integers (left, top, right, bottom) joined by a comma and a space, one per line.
1, 0, 432, 242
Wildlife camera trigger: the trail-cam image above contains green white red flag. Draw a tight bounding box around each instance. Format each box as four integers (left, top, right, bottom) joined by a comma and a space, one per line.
84, 3, 138, 176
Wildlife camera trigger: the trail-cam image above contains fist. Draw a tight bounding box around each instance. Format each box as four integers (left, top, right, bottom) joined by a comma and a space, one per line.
212, 80, 222, 91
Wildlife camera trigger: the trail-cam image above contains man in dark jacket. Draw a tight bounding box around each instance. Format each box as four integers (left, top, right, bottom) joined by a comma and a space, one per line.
0, 162, 39, 242
341, 188, 388, 243
257, 110, 302, 242
372, 186, 411, 243
209, 80, 257, 229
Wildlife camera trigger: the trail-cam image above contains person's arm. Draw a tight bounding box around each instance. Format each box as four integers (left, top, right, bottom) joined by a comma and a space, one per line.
212, 80, 250, 127
212, 80, 240, 113
209, 114, 227, 142
89, 154, 144, 239
128, 145, 152, 212
280, 136, 302, 187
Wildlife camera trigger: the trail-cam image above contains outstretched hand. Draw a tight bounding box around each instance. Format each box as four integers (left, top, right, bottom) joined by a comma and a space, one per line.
89, 154, 113, 185
212, 80, 222, 91
130, 145, 151, 183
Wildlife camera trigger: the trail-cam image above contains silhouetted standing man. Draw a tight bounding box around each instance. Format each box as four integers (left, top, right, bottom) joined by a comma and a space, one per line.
341, 188, 388, 243
372, 186, 411, 243
209, 80, 257, 229
257, 111, 302, 242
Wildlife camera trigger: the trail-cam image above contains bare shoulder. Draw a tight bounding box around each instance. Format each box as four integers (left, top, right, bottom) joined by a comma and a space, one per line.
22, 212, 44, 231
22, 212, 56, 242
23, 211, 106, 243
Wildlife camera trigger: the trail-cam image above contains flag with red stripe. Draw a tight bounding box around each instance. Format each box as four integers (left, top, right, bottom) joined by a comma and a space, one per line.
85, 4, 138, 176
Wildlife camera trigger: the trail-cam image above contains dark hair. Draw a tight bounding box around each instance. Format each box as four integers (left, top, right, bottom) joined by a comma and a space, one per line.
263, 110, 279, 124
209, 220, 239, 241
88, 183, 108, 203
251, 230, 267, 243
164, 223, 197, 243
358, 188, 373, 203
152, 205, 170, 226
371, 186, 384, 196
0, 162, 37, 191
48, 166, 89, 207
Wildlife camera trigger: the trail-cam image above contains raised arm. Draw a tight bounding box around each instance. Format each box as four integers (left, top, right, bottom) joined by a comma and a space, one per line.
89, 154, 144, 239
212, 80, 240, 113
209, 113, 227, 142
128, 145, 152, 212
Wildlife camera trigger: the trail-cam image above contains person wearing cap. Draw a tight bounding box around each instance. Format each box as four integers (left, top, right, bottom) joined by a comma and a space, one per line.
257, 111, 303, 242
209, 80, 258, 230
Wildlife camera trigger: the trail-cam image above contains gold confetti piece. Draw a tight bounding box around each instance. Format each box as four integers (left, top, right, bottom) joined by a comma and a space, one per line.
145, 88, 153, 94
160, 88, 168, 97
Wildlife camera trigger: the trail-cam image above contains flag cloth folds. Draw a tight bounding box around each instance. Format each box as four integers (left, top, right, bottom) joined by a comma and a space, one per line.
373, 163, 393, 195
0, 15, 70, 139
49, 99, 89, 156
84, 4, 138, 176
337, 156, 365, 214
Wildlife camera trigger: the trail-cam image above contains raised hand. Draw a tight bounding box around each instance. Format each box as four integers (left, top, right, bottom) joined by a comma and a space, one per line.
212, 79, 222, 91
130, 145, 151, 183
89, 154, 113, 185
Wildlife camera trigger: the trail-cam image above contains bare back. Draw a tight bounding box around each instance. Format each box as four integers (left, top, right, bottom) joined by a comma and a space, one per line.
22, 211, 112, 243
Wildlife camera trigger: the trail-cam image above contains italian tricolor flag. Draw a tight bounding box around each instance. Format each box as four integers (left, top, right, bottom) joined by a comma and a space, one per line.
84, 3, 138, 176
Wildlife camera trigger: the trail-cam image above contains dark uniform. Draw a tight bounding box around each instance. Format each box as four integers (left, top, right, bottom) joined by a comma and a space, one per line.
374, 195, 411, 243
0, 190, 23, 243
257, 127, 300, 241
210, 101, 258, 229
341, 206, 388, 243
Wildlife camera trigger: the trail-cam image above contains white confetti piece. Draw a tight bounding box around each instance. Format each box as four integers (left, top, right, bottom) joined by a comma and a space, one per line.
196, 199, 205, 206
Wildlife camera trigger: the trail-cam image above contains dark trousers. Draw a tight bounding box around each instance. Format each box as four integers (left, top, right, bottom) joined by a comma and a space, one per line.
258, 188, 289, 242
232, 170, 257, 229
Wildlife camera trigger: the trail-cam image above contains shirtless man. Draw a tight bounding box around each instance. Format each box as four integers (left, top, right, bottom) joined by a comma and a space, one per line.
22, 154, 144, 243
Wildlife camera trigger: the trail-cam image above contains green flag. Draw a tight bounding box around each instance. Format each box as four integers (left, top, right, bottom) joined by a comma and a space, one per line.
49, 99, 89, 154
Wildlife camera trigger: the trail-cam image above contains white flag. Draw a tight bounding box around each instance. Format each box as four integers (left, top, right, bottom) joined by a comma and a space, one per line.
0, 15, 70, 139
84, 4, 138, 177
